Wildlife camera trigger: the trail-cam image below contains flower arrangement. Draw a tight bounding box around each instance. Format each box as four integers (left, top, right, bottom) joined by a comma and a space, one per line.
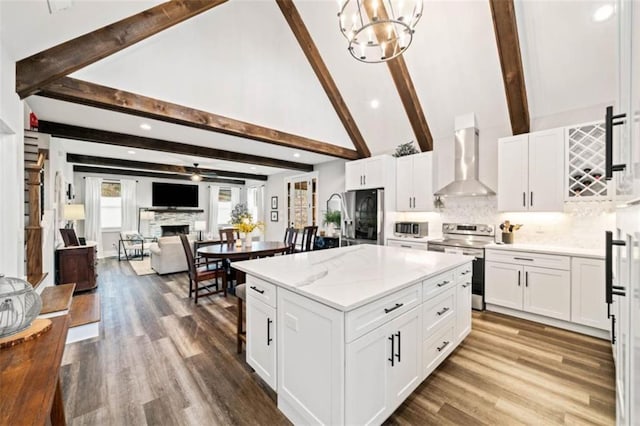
231, 203, 264, 234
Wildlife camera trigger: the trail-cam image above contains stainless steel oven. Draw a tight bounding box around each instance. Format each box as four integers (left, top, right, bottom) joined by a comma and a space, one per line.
427, 223, 495, 310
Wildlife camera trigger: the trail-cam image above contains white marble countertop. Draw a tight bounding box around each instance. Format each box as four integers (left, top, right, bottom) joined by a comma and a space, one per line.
233, 244, 472, 311
485, 242, 604, 259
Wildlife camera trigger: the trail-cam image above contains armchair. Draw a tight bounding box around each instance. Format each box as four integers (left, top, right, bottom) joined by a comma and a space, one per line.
118, 231, 149, 261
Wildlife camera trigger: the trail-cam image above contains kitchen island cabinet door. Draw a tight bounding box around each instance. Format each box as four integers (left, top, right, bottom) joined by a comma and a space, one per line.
498, 135, 529, 212
456, 278, 472, 342
387, 307, 422, 408
345, 321, 390, 425
571, 258, 608, 330
246, 297, 277, 390
523, 266, 570, 321
485, 261, 523, 310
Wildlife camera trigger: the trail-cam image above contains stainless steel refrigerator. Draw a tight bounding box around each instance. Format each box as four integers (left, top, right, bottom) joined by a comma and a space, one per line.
341, 189, 384, 246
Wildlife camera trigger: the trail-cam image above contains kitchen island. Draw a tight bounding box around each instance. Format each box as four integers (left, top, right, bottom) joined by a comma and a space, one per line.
233, 244, 472, 425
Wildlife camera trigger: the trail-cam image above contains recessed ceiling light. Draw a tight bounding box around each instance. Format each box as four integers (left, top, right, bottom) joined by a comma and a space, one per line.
140, 123, 152, 131
127, 150, 136, 155
370, 99, 380, 109
293, 152, 301, 158
250, 166, 257, 170
593, 4, 614, 22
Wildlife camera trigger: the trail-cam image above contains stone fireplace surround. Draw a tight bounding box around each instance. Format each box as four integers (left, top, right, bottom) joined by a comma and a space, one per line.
141, 208, 205, 239
161, 224, 189, 236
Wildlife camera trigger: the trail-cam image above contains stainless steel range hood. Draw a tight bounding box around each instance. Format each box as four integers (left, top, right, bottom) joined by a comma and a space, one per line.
434, 114, 495, 197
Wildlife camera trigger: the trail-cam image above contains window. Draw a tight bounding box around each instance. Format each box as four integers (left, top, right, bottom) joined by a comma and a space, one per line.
217, 188, 232, 225
101, 182, 121, 229
286, 174, 318, 229
247, 187, 258, 221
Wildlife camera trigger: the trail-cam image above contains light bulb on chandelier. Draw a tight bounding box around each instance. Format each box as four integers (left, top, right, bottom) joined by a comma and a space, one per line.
338, 0, 423, 63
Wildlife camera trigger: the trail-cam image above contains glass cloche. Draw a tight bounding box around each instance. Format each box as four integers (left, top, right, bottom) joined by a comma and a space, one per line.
0, 274, 42, 338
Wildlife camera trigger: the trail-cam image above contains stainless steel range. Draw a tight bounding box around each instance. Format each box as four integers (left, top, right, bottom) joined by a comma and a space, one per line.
427, 223, 495, 310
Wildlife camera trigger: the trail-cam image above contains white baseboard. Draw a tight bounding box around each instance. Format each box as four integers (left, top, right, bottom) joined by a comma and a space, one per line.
486, 304, 610, 340
66, 321, 100, 344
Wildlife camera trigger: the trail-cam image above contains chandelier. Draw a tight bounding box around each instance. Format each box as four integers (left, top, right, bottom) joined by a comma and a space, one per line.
338, 0, 423, 63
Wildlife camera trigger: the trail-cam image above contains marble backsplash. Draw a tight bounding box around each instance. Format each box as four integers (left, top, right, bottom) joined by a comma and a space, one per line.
396, 196, 615, 249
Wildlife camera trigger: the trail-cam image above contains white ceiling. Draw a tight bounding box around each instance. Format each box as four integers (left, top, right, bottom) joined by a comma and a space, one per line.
1, 0, 618, 174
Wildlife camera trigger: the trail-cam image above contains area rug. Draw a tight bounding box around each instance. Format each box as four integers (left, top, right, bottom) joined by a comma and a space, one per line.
128, 257, 156, 276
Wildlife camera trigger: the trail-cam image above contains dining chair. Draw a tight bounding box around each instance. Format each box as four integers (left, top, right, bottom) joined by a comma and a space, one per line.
236, 283, 246, 354
179, 234, 227, 304
219, 228, 239, 244
283, 227, 298, 254
299, 226, 318, 252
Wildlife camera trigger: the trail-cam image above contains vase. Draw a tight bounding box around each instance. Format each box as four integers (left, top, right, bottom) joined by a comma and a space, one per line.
244, 233, 252, 247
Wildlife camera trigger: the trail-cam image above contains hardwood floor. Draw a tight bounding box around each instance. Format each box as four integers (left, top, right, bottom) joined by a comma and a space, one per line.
61, 259, 615, 425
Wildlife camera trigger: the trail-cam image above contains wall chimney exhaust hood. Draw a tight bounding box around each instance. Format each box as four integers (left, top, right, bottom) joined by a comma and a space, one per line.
434, 113, 495, 197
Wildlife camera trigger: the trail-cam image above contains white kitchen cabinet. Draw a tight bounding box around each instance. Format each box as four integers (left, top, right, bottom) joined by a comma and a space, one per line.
396, 152, 434, 211
246, 296, 277, 390
345, 155, 392, 191
456, 276, 472, 341
345, 307, 421, 425
498, 128, 564, 212
571, 257, 608, 330
486, 256, 570, 321
386, 238, 429, 250
485, 261, 523, 310
522, 266, 571, 321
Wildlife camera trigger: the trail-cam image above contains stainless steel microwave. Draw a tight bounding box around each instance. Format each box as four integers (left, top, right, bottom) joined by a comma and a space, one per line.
394, 222, 429, 238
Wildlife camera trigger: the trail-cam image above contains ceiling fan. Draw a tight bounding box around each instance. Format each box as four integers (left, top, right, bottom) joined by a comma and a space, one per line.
190, 163, 216, 182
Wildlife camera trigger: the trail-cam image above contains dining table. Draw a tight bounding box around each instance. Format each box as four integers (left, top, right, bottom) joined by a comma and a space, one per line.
197, 241, 290, 285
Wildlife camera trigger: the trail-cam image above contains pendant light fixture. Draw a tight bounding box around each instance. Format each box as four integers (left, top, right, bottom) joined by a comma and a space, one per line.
338, 0, 423, 63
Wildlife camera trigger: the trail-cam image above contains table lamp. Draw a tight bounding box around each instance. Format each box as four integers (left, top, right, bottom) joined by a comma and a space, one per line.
63, 204, 85, 229
194, 221, 206, 241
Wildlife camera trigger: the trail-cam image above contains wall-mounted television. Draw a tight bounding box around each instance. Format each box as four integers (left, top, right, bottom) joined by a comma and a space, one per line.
152, 182, 199, 207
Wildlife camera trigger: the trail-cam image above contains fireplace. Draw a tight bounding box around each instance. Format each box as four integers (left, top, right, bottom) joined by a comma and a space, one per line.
161, 225, 189, 236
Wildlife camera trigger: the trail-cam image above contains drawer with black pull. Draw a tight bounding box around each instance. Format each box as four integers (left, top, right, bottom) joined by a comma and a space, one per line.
422, 287, 456, 338
422, 270, 455, 301
485, 249, 570, 271
246, 276, 277, 308
422, 319, 456, 379
345, 283, 422, 343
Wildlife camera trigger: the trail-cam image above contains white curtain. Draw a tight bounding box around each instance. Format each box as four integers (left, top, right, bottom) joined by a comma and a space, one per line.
120, 179, 137, 232
208, 186, 220, 237
256, 185, 265, 240
84, 177, 103, 257
231, 187, 241, 209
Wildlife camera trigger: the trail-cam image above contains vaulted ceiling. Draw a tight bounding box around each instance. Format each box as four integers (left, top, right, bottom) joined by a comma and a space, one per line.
0, 0, 616, 177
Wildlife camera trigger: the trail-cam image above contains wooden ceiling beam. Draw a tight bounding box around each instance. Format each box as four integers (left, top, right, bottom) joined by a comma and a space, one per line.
16, 0, 227, 99
38, 121, 314, 172
275, 0, 370, 158
66, 154, 268, 181
73, 165, 245, 186
489, 0, 530, 135
38, 77, 360, 160
363, 3, 433, 152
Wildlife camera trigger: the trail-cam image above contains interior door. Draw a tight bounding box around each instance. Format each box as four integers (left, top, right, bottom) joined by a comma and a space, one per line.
498, 135, 528, 211
287, 176, 316, 230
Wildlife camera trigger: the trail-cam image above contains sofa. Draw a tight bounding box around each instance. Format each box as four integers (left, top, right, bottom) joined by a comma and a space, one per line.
149, 235, 192, 275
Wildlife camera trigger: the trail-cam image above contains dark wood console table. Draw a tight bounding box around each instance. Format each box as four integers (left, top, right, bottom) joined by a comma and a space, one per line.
55, 243, 97, 292
0, 315, 70, 425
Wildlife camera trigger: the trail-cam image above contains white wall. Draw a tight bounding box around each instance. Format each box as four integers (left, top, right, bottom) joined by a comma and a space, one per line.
0, 14, 25, 277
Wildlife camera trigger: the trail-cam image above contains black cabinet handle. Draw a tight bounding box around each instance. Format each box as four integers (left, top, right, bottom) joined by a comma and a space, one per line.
250, 286, 265, 294
436, 307, 450, 316
611, 314, 616, 344
462, 282, 471, 288
522, 192, 526, 207
530, 192, 533, 207
605, 231, 626, 309
388, 335, 395, 366
518, 270, 521, 286
605, 105, 627, 180
525, 271, 529, 287
384, 302, 404, 314
395, 331, 401, 362
461, 270, 471, 275
437, 341, 450, 352
513, 257, 534, 261
612, 285, 627, 297
437, 280, 450, 287
267, 318, 273, 346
